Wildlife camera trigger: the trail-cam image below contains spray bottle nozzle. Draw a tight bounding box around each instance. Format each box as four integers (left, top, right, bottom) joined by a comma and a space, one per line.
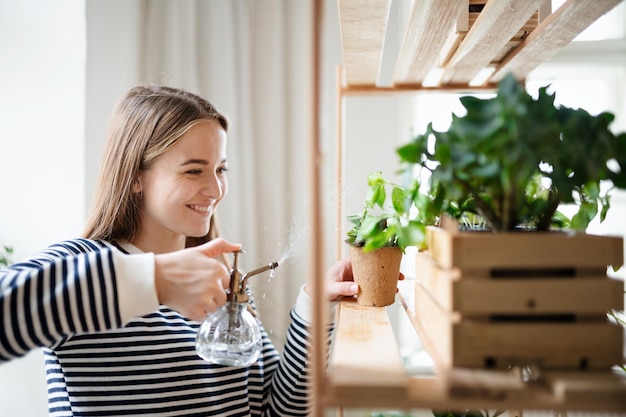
228, 251, 280, 302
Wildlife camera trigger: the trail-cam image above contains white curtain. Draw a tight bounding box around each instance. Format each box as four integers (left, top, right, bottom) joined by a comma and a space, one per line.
139, 0, 314, 346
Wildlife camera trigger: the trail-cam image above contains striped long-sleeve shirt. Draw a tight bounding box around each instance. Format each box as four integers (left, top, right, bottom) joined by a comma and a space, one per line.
0, 238, 316, 416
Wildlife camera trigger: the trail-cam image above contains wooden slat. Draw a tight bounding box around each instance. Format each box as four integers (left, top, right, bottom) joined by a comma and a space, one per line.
425, 226, 624, 270
415, 252, 625, 316
546, 371, 626, 405
337, 0, 392, 86
310, 2, 325, 417
406, 371, 626, 411
438, 2, 550, 74
439, 368, 626, 409
436, 0, 484, 68
392, 0, 466, 85
441, 0, 547, 85
445, 367, 526, 397
413, 280, 455, 369
327, 302, 408, 391
414, 281, 624, 370
455, 277, 624, 316
453, 321, 624, 369
490, 0, 624, 83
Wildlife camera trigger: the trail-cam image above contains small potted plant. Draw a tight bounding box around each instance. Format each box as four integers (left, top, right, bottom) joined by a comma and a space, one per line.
345, 171, 427, 307
395, 73, 626, 370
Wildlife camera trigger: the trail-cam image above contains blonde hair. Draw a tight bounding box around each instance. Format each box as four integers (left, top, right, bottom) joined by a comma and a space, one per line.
84, 85, 228, 247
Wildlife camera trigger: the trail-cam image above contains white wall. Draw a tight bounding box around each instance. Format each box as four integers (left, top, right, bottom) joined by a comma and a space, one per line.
0, 1, 86, 415
0, 1, 86, 262
85, 0, 143, 214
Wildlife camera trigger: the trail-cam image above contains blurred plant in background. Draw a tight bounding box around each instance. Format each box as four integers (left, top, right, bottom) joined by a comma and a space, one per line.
0, 245, 13, 268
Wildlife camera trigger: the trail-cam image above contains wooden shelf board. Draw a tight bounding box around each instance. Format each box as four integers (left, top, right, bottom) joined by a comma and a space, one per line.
392, 0, 466, 85
339, 83, 498, 96
441, 0, 547, 85
490, 0, 624, 83
325, 372, 626, 412
337, 0, 392, 86
327, 302, 408, 391
323, 288, 626, 411
338, 0, 624, 89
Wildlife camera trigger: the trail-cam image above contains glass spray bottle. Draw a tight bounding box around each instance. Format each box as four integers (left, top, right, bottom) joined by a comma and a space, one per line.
195, 250, 278, 366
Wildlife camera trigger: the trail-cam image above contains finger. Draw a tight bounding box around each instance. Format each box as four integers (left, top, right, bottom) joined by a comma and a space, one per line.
210, 290, 225, 309
212, 291, 226, 309
328, 281, 359, 301
204, 261, 231, 296
341, 281, 359, 295
203, 295, 221, 314
217, 277, 229, 290
203, 298, 218, 316
198, 238, 242, 258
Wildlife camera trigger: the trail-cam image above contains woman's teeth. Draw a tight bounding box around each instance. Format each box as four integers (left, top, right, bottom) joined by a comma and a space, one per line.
190, 205, 210, 213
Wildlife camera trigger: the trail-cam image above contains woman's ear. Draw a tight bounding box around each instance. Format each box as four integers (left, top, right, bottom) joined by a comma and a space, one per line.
132, 177, 142, 194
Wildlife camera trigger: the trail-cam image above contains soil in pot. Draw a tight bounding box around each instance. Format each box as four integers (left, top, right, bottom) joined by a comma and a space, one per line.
348, 245, 403, 307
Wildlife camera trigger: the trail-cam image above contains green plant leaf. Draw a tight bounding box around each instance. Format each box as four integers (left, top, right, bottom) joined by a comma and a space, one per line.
346, 171, 431, 252
366, 183, 386, 208
396, 72, 626, 232
570, 200, 598, 231
0, 245, 14, 268
391, 186, 406, 214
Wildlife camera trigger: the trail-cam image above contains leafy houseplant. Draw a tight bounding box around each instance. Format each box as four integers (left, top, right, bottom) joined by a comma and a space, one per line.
397, 73, 626, 232
345, 171, 428, 307
393, 73, 626, 371
346, 171, 427, 253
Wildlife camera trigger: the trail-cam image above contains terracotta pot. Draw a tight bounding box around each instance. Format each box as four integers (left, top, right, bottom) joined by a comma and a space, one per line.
348, 244, 403, 307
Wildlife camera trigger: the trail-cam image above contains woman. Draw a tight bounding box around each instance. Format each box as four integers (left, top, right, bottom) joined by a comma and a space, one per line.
0, 85, 357, 416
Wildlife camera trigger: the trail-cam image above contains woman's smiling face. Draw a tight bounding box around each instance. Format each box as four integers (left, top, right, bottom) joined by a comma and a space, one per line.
135, 120, 228, 251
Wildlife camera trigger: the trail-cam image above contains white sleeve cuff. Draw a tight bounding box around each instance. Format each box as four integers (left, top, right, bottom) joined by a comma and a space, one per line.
113, 251, 160, 324
293, 284, 337, 325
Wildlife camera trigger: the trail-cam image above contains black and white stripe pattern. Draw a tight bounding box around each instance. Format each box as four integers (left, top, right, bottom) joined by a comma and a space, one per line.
0, 239, 312, 416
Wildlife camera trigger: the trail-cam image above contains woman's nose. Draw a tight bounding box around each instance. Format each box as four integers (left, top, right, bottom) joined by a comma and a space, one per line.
201, 174, 224, 199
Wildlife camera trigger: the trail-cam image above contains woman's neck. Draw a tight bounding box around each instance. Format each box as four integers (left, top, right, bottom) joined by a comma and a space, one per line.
131, 233, 186, 254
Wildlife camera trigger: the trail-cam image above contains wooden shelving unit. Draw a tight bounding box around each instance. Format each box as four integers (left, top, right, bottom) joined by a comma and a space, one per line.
310, 0, 626, 416
323, 283, 626, 412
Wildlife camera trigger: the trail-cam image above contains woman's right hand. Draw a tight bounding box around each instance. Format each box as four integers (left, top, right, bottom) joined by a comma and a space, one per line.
154, 238, 241, 321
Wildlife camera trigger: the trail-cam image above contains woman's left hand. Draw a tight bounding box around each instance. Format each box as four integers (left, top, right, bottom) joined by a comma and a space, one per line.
324, 258, 358, 301
305, 257, 404, 301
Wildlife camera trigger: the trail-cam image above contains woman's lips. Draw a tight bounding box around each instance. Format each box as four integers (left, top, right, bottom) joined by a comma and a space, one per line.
188, 204, 211, 214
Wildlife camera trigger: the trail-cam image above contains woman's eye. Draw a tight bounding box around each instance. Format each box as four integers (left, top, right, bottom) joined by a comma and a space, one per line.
186, 169, 202, 175
218, 166, 228, 174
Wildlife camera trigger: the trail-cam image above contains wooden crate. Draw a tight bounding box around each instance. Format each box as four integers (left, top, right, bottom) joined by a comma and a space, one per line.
414, 226, 625, 370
